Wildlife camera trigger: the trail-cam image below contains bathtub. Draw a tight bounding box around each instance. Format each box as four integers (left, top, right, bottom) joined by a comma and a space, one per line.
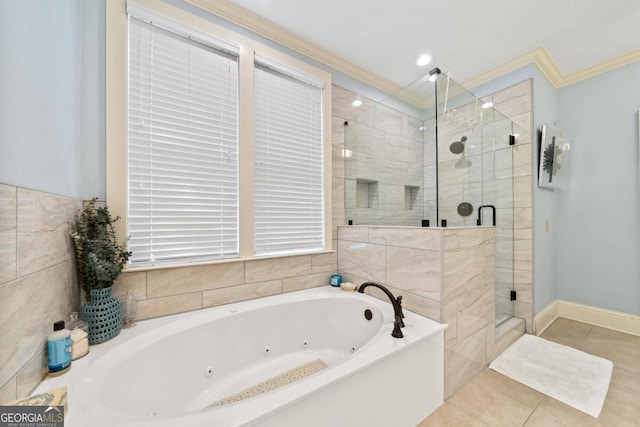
34, 286, 446, 426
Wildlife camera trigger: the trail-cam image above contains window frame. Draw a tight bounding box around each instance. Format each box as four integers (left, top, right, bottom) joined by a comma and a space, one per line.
106, 0, 332, 269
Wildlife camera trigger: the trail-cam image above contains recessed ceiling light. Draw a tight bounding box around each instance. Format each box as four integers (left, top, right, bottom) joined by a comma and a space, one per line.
352, 99, 362, 107
417, 54, 432, 67
482, 102, 493, 109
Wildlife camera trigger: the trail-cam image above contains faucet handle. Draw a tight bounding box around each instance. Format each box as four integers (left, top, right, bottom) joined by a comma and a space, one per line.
395, 295, 405, 328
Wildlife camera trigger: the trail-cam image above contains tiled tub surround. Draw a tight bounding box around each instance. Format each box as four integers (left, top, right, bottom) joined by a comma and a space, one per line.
0, 184, 82, 402
112, 252, 337, 320
337, 225, 524, 397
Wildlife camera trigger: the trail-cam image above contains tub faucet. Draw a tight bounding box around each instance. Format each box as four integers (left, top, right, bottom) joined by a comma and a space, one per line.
357, 282, 405, 339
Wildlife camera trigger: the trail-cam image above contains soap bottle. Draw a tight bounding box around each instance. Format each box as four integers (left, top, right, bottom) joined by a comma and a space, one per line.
47, 320, 72, 375
67, 312, 89, 360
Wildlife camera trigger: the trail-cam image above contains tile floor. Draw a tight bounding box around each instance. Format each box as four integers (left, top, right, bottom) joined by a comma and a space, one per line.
418, 317, 640, 426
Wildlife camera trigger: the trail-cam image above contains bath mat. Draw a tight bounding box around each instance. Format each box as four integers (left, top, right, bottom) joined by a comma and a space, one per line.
489, 334, 612, 418
208, 359, 328, 408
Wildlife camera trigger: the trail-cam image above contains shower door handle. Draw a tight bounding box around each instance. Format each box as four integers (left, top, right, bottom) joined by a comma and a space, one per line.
477, 205, 496, 226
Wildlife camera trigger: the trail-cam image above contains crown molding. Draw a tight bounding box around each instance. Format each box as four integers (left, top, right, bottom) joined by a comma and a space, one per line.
184, 1, 640, 95
561, 47, 640, 86
463, 46, 640, 90
462, 46, 563, 89
184, 0, 401, 95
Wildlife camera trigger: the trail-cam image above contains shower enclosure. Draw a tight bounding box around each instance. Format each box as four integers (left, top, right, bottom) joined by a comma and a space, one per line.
344, 71, 525, 326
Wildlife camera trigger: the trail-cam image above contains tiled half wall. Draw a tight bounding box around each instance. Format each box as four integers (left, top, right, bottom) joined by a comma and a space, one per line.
337, 225, 523, 398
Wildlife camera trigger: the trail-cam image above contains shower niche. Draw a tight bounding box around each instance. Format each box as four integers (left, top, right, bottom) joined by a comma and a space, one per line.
343, 71, 526, 327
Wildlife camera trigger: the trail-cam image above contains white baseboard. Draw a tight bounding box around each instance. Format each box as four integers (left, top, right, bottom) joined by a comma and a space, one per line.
534, 301, 559, 336
535, 300, 640, 337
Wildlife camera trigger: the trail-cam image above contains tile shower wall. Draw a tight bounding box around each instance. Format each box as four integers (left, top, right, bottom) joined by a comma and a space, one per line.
429, 80, 534, 332
0, 185, 82, 401
337, 225, 524, 398
483, 81, 534, 333
343, 99, 425, 226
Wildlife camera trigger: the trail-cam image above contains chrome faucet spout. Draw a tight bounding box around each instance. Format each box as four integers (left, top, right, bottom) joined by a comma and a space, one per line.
357, 282, 405, 338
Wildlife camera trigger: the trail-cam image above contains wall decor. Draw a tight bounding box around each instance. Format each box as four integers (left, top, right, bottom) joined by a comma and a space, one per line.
538, 124, 571, 190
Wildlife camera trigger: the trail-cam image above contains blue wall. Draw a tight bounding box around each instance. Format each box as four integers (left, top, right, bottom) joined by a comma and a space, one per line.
555, 61, 640, 315
0, 0, 81, 198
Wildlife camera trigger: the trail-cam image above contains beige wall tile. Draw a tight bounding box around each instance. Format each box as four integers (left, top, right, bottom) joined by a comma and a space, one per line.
456, 285, 494, 342
332, 178, 345, 210
443, 230, 458, 250
113, 271, 147, 301
16, 189, 80, 276
203, 280, 282, 308
386, 246, 442, 301
514, 238, 533, 263
311, 251, 337, 273
16, 349, 46, 398
513, 175, 532, 208
0, 184, 17, 285
485, 319, 524, 362
147, 262, 244, 298
457, 228, 494, 249
336, 225, 369, 242
245, 255, 310, 283
443, 246, 485, 299
332, 147, 345, 179
42, 262, 80, 338
513, 143, 532, 177
514, 300, 533, 333
442, 299, 458, 349
137, 292, 202, 320
369, 227, 442, 251
513, 208, 532, 229
0, 376, 16, 404
0, 274, 44, 386
444, 330, 487, 398
337, 240, 385, 283
388, 285, 440, 322
282, 272, 330, 292
332, 209, 346, 241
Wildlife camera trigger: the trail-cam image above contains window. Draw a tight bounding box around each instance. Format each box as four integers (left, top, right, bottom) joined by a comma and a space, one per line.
127, 15, 239, 266
254, 59, 324, 256
110, 1, 331, 268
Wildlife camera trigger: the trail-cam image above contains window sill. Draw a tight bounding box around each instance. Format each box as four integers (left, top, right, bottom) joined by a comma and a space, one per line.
123, 249, 336, 273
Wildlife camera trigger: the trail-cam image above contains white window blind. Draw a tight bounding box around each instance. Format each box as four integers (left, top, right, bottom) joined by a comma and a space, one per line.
128, 16, 239, 266
254, 60, 324, 256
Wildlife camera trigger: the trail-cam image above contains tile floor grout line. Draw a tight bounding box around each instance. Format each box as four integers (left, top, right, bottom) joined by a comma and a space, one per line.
520, 395, 546, 427
577, 325, 595, 349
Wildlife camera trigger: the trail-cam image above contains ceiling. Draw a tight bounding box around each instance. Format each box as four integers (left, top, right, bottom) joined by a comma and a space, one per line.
226, 0, 640, 88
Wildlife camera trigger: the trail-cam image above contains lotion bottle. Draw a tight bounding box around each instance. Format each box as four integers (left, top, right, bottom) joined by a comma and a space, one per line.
47, 320, 71, 375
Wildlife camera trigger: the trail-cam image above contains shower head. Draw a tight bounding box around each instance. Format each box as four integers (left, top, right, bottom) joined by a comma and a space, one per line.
449, 136, 467, 154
